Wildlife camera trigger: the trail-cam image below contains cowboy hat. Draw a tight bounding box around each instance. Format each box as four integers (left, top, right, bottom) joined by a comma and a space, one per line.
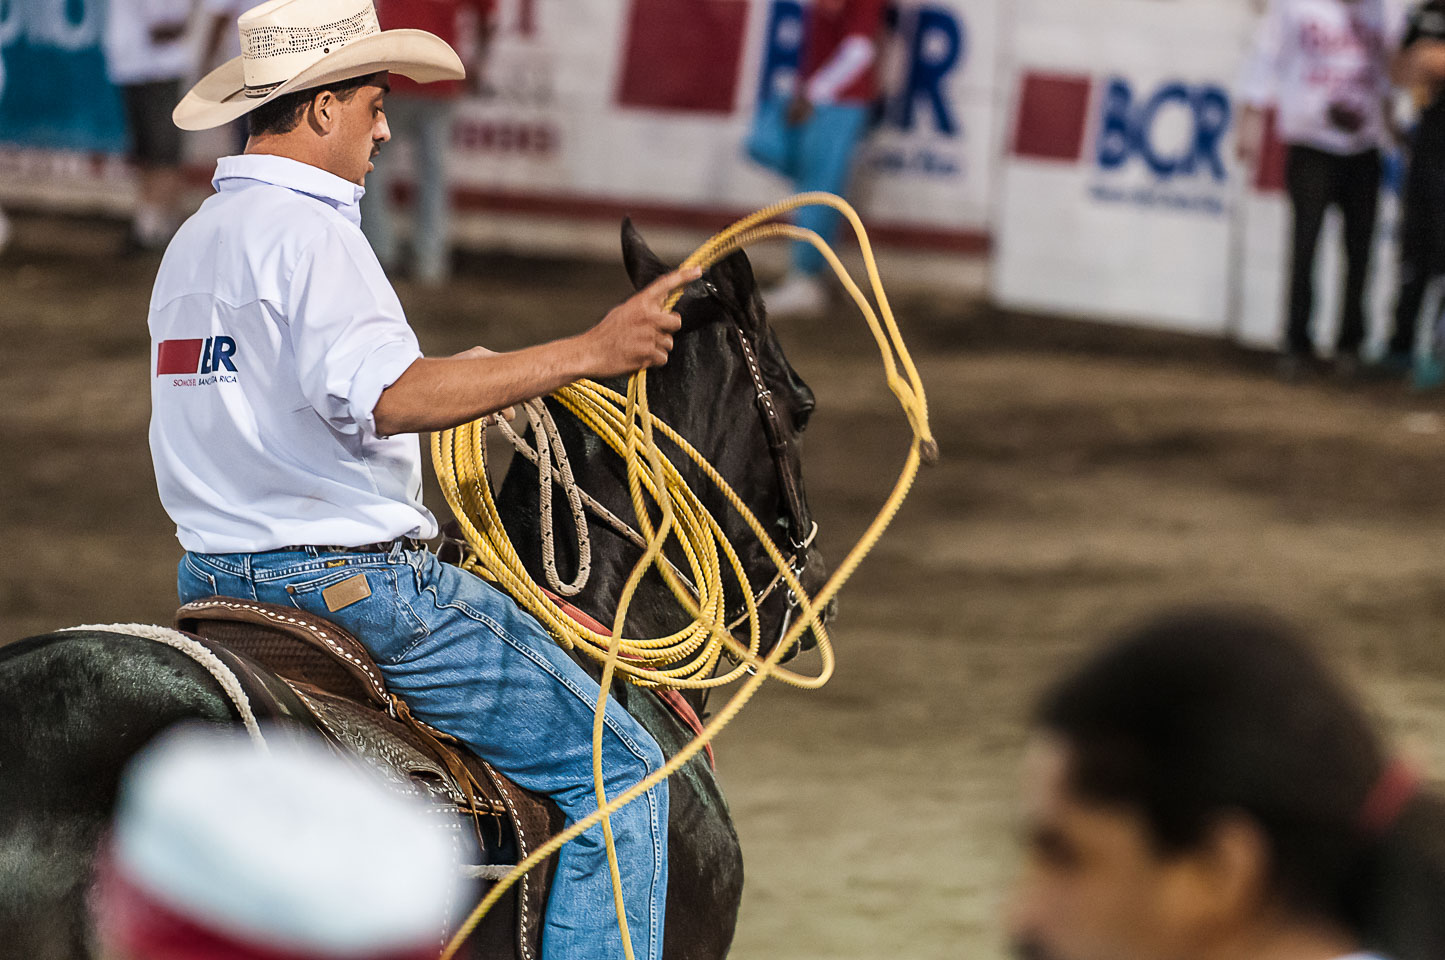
173, 0, 464, 131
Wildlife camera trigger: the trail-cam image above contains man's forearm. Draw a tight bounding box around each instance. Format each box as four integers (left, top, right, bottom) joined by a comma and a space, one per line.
373, 263, 699, 437
373, 337, 593, 436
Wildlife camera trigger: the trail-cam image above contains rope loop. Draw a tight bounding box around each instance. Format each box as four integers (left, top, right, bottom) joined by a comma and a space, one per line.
436, 193, 934, 960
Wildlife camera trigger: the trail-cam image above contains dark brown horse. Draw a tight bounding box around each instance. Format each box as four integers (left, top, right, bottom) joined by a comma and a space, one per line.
0, 223, 828, 960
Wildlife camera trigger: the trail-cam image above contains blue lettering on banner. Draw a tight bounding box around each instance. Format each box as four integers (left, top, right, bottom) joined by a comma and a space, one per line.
758, 1, 806, 101
887, 5, 963, 135
758, 1, 965, 138
1090, 75, 1233, 215
1095, 76, 1231, 181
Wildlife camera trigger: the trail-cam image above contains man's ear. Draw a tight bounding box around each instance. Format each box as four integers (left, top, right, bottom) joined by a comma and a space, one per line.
310, 90, 335, 133
1171, 814, 1271, 935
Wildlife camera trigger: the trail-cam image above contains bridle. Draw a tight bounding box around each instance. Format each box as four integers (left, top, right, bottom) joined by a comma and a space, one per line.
478, 300, 822, 653
730, 323, 814, 552
727, 320, 822, 651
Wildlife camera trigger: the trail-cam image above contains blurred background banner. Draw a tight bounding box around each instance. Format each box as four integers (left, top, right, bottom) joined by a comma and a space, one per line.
0, 0, 1420, 350
991, 0, 1254, 335
440, 0, 999, 247
0, 0, 127, 152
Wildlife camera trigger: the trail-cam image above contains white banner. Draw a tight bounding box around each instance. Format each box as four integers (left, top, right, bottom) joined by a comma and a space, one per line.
991, 0, 1257, 335
438, 0, 1002, 244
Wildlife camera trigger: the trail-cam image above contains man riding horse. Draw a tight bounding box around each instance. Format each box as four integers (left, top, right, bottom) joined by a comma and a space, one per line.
161, 1, 702, 955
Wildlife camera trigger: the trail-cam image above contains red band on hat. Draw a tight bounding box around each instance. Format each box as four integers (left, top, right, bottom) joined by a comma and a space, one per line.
94, 856, 440, 960
1358, 758, 1422, 837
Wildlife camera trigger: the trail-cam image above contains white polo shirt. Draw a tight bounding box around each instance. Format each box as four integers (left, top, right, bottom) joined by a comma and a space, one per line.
148, 154, 438, 554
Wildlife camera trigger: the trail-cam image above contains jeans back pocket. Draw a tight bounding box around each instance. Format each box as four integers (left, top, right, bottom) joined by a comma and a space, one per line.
281, 564, 431, 665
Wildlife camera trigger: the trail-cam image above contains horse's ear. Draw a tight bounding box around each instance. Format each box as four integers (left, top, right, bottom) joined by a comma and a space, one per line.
621, 217, 671, 291
710, 247, 758, 313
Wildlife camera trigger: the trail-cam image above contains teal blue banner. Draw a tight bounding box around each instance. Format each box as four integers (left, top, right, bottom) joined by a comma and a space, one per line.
0, 0, 127, 152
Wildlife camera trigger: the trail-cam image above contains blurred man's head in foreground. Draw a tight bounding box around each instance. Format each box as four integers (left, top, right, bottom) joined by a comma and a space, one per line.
1009, 608, 1445, 960
93, 726, 468, 960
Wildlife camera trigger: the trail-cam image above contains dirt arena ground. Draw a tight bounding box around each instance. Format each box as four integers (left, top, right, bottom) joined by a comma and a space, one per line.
5, 212, 1445, 960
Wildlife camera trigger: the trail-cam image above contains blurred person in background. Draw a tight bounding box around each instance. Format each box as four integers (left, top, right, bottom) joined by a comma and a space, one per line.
102, 0, 195, 252
1384, 0, 1445, 387
1238, 0, 1396, 379
200, 0, 260, 154
754, 0, 886, 319
0, 45, 8, 256
1007, 607, 1445, 960
92, 726, 468, 960
360, 0, 494, 286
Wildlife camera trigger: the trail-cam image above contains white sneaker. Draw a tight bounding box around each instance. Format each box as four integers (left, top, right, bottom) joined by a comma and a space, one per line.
762, 272, 827, 319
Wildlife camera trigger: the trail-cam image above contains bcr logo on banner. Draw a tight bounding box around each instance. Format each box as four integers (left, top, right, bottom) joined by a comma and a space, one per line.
758, 1, 965, 136
1012, 71, 1234, 215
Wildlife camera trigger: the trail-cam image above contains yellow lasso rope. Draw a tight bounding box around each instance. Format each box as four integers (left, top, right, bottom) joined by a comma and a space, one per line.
434, 193, 935, 960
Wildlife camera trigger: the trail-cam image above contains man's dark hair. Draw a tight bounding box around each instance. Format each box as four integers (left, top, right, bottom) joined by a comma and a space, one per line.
1037, 608, 1445, 960
247, 71, 385, 137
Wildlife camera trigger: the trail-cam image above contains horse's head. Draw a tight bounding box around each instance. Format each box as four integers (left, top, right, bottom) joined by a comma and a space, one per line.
620, 219, 833, 657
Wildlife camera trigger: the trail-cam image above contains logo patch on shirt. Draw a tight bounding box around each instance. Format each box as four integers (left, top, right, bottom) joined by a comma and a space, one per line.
157, 337, 239, 385
322, 573, 372, 612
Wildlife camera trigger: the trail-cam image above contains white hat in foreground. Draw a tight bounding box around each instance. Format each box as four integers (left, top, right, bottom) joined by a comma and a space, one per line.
95, 725, 468, 959
174, 0, 463, 131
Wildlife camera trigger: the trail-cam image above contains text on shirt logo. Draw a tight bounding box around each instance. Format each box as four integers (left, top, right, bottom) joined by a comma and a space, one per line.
156, 337, 239, 386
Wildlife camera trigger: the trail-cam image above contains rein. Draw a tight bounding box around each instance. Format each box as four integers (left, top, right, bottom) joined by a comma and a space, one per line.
434, 192, 935, 960
731, 324, 814, 550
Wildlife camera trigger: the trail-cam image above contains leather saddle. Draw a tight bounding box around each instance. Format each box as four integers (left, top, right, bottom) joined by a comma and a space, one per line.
174, 596, 561, 960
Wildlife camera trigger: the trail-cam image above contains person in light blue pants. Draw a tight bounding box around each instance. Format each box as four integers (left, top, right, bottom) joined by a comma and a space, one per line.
761, 0, 885, 317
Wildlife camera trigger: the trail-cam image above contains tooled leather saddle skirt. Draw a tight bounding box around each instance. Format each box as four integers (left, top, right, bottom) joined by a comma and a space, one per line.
173, 596, 562, 960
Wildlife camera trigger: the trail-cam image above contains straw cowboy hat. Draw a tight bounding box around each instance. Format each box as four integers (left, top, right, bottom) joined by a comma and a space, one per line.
173, 0, 464, 131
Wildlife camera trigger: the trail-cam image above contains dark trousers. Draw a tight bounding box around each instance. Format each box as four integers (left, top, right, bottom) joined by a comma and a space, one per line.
1284, 144, 1382, 356
1389, 148, 1445, 355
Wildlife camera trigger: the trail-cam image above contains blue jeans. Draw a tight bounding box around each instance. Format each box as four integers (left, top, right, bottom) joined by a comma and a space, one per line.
789, 103, 870, 276
179, 542, 668, 960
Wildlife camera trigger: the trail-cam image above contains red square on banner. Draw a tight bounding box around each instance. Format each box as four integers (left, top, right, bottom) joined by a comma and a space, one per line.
156, 339, 204, 376
615, 0, 748, 113
1012, 73, 1093, 162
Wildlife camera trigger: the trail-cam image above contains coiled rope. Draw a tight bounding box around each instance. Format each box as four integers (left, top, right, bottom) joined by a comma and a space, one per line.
434, 193, 935, 959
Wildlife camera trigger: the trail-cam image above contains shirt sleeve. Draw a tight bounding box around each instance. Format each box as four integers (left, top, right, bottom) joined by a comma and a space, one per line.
806, 34, 878, 104
286, 224, 423, 439
1238, 0, 1288, 107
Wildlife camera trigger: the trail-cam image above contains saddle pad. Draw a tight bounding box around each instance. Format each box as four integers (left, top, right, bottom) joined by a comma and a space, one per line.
176, 597, 561, 960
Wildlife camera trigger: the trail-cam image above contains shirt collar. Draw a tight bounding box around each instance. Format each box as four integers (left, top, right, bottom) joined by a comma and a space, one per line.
212, 154, 366, 226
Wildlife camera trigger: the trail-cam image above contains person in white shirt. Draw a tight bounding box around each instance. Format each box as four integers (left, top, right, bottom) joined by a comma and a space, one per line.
1238, 0, 1397, 376
102, 0, 196, 250
1007, 608, 1445, 960
155, 2, 700, 958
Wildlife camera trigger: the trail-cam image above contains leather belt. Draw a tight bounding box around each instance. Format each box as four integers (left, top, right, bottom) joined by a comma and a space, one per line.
269, 537, 428, 556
